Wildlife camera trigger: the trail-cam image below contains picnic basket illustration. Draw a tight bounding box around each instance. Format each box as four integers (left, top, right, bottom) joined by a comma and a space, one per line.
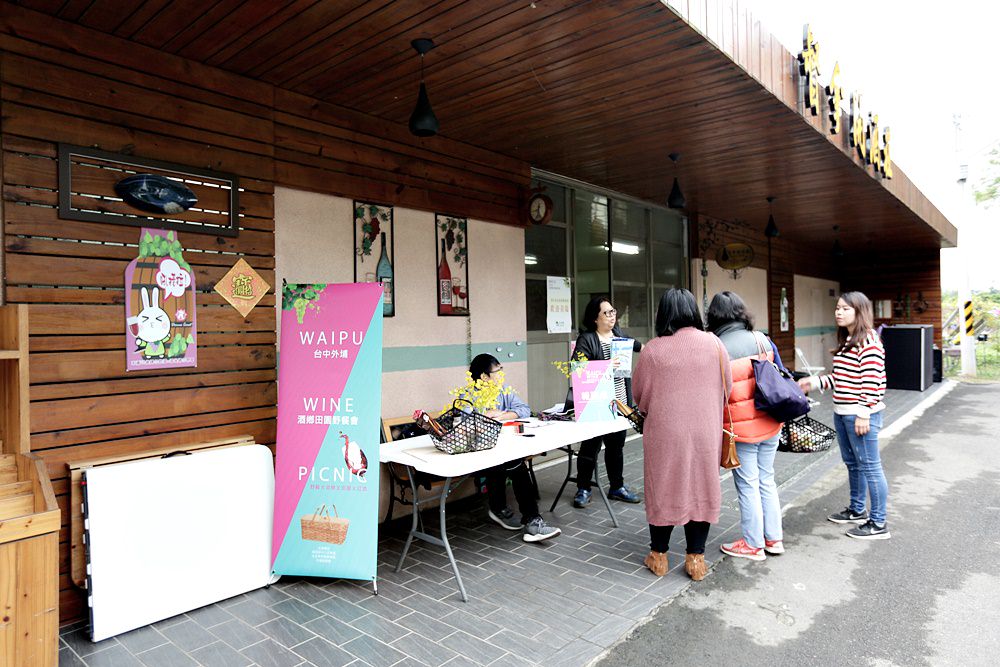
300, 504, 350, 544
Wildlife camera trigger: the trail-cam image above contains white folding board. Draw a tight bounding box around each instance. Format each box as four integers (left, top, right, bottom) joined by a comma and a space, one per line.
83, 445, 274, 641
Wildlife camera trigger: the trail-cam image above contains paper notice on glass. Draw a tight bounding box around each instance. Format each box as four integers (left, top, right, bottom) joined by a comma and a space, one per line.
611, 337, 634, 378
546, 276, 572, 334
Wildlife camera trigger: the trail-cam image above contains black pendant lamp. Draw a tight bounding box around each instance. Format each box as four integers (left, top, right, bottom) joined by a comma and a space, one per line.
667, 152, 686, 209
408, 38, 439, 137
763, 196, 779, 238
832, 225, 845, 257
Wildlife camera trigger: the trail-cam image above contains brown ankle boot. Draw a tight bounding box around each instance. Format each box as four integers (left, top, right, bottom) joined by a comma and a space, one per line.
644, 551, 668, 576
684, 553, 707, 581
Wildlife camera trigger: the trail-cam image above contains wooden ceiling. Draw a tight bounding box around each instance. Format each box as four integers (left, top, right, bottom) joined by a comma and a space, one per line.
14, 0, 955, 252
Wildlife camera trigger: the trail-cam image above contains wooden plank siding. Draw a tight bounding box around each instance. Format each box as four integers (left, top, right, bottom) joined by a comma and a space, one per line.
0, 4, 529, 624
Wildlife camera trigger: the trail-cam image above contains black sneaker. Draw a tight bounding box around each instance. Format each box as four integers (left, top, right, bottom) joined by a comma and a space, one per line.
488, 507, 521, 531
846, 520, 891, 540
827, 507, 868, 524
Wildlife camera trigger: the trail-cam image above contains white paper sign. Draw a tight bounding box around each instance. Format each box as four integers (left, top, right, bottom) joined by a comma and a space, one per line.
546, 276, 572, 334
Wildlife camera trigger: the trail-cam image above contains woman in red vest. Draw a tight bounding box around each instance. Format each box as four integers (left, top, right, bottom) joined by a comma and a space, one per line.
708, 291, 786, 561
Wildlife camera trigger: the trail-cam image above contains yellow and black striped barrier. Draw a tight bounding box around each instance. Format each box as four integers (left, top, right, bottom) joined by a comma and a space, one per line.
964, 300, 974, 337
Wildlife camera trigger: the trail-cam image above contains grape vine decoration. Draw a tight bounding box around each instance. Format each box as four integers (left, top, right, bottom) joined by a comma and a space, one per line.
355, 204, 391, 262
438, 216, 467, 268
282, 283, 326, 324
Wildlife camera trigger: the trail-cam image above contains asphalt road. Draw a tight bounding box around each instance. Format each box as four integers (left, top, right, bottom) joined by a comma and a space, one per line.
596, 382, 1000, 667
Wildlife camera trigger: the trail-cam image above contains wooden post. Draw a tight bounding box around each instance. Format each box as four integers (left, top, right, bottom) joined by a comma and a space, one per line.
0, 305, 30, 454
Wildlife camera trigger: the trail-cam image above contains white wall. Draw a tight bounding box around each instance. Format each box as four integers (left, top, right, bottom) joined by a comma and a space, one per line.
690, 259, 769, 329
793, 274, 840, 372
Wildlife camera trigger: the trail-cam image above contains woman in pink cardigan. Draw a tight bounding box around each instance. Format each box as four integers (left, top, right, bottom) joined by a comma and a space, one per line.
633, 288, 732, 581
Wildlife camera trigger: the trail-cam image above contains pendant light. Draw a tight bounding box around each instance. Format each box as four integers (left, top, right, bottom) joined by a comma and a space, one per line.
763, 196, 779, 238
667, 152, 685, 209
408, 38, 439, 137
832, 225, 845, 257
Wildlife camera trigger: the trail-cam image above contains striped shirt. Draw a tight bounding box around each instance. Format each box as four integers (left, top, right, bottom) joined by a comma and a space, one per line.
601, 340, 628, 404
813, 331, 886, 418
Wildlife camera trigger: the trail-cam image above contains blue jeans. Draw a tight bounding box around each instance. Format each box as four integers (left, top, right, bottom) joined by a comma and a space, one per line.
833, 412, 888, 525
733, 434, 782, 549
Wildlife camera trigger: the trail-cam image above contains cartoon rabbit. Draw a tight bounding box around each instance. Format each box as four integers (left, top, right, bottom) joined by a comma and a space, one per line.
134, 287, 171, 359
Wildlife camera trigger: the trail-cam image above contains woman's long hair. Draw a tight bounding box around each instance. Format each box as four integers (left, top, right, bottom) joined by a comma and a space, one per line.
835, 291, 875, 352
580, 295, 619, 335
654, 288, 704, 336
707, 291, 754, 333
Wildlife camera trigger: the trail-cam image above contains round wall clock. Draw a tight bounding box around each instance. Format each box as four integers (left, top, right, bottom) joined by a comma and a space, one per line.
527, 193, 554, 225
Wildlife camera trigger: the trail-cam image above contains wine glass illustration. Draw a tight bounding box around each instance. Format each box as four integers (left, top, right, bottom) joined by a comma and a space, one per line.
451, 277, 461, 310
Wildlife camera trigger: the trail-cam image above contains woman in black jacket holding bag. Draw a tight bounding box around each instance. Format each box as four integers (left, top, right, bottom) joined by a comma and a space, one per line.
566, 295, 643, 508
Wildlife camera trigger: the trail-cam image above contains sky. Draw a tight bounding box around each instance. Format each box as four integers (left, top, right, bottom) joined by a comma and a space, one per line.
746, 0, 1000, 291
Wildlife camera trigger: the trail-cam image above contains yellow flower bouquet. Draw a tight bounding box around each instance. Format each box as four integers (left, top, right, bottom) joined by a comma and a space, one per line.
552, 351, 589, 379
444, 370, 512, 415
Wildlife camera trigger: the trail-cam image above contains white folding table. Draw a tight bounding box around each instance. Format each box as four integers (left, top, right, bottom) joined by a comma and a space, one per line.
380, 417, 633, 601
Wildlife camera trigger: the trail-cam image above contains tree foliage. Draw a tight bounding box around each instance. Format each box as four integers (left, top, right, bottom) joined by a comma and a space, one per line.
974, 148, 1000, 206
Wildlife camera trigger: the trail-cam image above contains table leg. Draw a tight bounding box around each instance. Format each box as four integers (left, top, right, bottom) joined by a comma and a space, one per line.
549, 445, 575, 512
394, 467, 420, 572
436, 477, 468, 602
592, 457, 619, 528
392, 472, 468, 602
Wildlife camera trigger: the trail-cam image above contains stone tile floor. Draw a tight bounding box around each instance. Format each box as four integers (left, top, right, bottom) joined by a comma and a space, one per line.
58, 385, 948, 667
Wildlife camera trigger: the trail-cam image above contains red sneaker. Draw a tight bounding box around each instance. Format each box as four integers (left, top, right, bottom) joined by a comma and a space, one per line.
720, 538, 766, 561
764, 539, 785, 555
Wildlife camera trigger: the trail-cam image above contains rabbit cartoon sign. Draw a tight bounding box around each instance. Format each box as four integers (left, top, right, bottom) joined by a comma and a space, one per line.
124, 228, 198, 371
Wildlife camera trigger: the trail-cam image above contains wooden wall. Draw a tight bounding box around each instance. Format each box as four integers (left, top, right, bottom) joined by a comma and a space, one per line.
0, 17, 277, 623
689, 213, 833, 363
843, 248, 943, 345
0, 4, 528, 623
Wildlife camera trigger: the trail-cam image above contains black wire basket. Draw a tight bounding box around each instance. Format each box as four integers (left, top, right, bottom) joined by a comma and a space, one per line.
779, 416, 836, 453
430, 398, 502, 455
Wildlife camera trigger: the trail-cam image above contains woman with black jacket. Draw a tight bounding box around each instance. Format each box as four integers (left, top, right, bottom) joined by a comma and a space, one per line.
565, 295, 643, 508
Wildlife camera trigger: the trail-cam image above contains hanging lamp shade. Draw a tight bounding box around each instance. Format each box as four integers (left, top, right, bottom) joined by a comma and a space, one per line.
764, 213, 779, 238
667, 177, 686, 209
409, 82, 438, 137
763, 197, 779, 238
833, 238, 845, 257
408, 38, 439, 138
667, 152, 685, 209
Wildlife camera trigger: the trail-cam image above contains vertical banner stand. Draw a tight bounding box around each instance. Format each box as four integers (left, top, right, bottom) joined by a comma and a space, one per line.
272, 283, 385, 585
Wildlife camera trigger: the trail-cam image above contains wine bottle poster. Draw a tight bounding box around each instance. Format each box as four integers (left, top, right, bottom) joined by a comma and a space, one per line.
273, 283, 383, 582
353, 201, 395, 318
435, 214, 469, 316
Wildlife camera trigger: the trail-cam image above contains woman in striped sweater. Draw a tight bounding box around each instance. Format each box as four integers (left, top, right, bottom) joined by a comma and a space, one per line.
798, 292, 890, 540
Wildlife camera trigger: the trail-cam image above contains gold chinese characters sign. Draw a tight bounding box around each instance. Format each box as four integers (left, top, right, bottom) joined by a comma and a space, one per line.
797, 24, 892, 179
214, 258, 271, 318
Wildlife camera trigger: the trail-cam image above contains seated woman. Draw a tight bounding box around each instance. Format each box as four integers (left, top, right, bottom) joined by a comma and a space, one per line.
467, 354, 561, 543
